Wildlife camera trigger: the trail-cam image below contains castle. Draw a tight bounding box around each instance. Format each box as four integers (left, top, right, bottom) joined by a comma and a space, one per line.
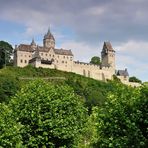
14, 29, 140, 86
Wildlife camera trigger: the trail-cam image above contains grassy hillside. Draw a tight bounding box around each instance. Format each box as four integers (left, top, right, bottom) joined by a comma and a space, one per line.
0, 65, 116, 111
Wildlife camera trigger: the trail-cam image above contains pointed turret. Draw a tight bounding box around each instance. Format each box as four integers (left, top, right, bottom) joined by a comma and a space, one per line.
31, 38, 36, 48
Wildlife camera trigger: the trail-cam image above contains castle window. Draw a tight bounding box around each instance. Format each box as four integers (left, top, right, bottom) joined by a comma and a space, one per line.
62, 61, 64, 63
25, 60, 27, 63
65, 61, 67, 64
41, 53, 43, 56
53, 55, 54, 57
63, 56, 65, 58
46, 54, 47, 56
58, 56, 59, 58
70, 57, 73, 61
67, 56, 69, 59
29, 55, 31, 57
20, 59, 23, 63
57, 60, 58, 63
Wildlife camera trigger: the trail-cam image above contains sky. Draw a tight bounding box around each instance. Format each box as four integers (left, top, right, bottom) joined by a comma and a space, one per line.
0, 0, 148, 82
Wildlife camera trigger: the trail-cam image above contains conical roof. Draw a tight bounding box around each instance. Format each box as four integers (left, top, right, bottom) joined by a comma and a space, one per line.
44, 28, 55, 40
31, 38, 36, 46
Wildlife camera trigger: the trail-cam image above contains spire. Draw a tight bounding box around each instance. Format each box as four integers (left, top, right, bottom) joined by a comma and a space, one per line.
31, 38, 36, 46
47, 26, 51, 35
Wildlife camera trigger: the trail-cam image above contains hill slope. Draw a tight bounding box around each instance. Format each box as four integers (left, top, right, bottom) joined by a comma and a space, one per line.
0, 65, 116, 111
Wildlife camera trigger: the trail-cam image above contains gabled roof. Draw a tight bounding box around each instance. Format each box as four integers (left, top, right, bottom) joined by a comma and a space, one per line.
17, 44, 73, 56
54, 49, 73, 56
18, 44, 34, 52
116, 69, 129, 76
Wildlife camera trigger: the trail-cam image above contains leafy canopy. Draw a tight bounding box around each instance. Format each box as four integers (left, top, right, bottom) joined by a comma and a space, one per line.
90, 56, 101, 65
129, 76, 142, 83
10, 79, 87, 147
0, 41, 13, 68
91, 83, 148, 147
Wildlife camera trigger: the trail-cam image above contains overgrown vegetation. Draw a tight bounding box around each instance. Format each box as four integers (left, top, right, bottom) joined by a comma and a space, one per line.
0, 66, 147, 147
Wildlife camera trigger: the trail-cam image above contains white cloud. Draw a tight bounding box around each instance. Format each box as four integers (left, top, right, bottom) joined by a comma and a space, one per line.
115, 40, 148, 81
60, 41, 101, 62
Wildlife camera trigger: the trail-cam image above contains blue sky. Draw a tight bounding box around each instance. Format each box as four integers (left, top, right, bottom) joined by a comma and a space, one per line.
0, 0, 148, 81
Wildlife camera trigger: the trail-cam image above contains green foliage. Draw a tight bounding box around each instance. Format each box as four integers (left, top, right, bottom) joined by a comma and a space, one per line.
129, 76, 142, 83
0, 75, 20, 103
91, 83, 148, 147
90, 56, 101, 65
112, 74, 121, 82
9, 80, 87, 147
0, 66, 112, 112
0, 41, 13, 68
0, 103, 22, 147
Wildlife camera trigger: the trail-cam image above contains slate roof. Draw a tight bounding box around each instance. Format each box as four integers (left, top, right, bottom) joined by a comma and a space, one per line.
17, 44, 73, 56
18, 44, 34, 52
116, 69, 129, 76
103, 42, 115, 52
44, 29, 55, 41
54, 49, 73, 56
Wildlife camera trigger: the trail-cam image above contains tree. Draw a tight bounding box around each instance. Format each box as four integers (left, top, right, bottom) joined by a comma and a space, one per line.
9, 79, 87, 147
129, 76, 142, 83
0, 41, 13, 68
0, 75, 20, 103
0, 103, 22, 147
91, 83, 148, 147
90, 56, 101, 65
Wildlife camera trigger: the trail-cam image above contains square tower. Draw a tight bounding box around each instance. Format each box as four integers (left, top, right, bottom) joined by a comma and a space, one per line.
101, 42, 115, 70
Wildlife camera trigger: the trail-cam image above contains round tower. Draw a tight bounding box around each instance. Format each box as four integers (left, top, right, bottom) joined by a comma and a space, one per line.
43, 28, 55, 48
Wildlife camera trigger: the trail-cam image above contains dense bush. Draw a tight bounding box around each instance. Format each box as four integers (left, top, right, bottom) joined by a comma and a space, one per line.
0, 103, 22, 147
0, 75, 19, 103
9, 79, 87, 147
90, 83, 148, 147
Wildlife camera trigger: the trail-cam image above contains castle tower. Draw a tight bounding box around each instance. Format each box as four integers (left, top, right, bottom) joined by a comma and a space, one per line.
101, 42, 115, 70
43, 28, 55, 48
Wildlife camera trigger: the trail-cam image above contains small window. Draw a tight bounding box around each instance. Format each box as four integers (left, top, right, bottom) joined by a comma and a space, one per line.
62, 61, 64, 63
63, 56, 65, 58
53, 55, 54, 57
65, 61, 67, 64
41, 53, 43, 56
57, 60, 58, 63
46, 54, 47, 56
25, 60, 27, 63
20, 59, 23, 63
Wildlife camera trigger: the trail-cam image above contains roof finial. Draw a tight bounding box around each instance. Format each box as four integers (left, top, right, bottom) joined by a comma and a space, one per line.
31, 37, 36, 45
47, 25, 51, 34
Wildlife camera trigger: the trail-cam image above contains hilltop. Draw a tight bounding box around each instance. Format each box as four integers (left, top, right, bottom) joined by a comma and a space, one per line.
0, 65, 116, 111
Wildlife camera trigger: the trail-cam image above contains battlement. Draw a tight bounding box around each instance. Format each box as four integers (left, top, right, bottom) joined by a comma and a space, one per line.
74, 61, 100, 68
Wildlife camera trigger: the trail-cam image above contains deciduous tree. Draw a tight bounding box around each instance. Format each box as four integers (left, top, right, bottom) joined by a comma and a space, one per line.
10, 79, 87, 147
0, 41, 13, 68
